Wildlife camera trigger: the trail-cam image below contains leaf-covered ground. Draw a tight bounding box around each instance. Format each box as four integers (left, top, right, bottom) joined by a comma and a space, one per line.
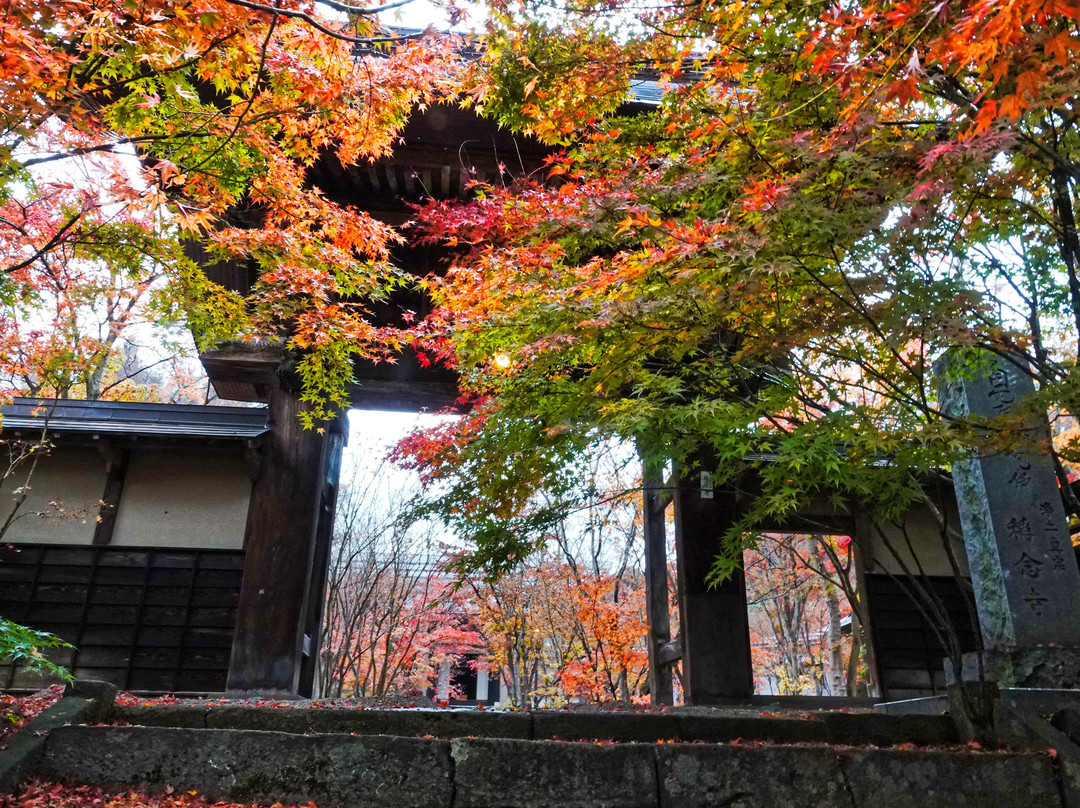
1, 781, 317, 808
0, 685, 64, 750
112, 690, 879, 717
113, 692, 440, 710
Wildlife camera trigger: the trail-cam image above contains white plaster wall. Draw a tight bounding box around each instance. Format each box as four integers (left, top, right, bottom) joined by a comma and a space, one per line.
863, 499, 970, 578
110, 448, 251, 550
475, 666, 489, 702
0, 447, 104, 544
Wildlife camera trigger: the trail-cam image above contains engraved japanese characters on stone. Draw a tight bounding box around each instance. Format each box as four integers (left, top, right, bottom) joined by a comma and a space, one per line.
1017, 552, 1044, 578
1037, 500, 1070, 572
1024, 587, 1050, 616
987, 367, 1017, 413
1006, 516, 1034, 543
1006, 455, 1034, 489
937, 349, 1080, 647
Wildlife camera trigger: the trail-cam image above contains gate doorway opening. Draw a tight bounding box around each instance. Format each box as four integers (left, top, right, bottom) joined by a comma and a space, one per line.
744, 533, 871, 697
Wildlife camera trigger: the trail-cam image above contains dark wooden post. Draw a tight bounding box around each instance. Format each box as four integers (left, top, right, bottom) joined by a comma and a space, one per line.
641, 457, 674, 706
92, 446, 130, 546
673, 457, 753, 702
227, 384, 333, 696
297, 423, 345, 698
852, 513, 883, 698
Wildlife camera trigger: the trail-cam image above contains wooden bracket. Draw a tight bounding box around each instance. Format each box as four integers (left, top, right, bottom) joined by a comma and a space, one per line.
653, 488, 673, 515
657, 638, 683, 666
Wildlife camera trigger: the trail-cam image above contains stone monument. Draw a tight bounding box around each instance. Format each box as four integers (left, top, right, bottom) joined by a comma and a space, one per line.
938, 349, 1080, 686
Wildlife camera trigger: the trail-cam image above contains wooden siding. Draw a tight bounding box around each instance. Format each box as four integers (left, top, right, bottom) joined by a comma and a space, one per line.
864, 573, 980, 700
0, 544, 243, 692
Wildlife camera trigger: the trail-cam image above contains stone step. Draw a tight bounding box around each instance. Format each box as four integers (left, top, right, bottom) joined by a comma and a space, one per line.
112, 703, 960, 747
31, 724, 1062, 808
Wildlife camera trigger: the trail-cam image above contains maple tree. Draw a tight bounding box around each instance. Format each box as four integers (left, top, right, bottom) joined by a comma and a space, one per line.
3, 0, 1076, 713
0, 0, 470, 423
0, 0, 472, 677
745, 534, 866, 697
394, 0, 1080, 590
0, 214, 210, 402
460, 550, 653, 706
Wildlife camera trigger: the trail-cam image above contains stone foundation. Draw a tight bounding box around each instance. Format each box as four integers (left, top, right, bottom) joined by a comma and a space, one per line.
28, 725, 1064, 808
951, 646, 1080, 689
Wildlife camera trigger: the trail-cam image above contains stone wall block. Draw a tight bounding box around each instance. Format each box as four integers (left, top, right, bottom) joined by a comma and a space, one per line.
203, 705, 317, 733
113, 705, 209, 728
656, 743, 849, 807
532, 711, 680, 743
451, 737, 657, 808
34, 725, 453, 808
675, 714, 829, 744
842, 748, 1061, 808
820, 713, 958, 746
382, 709, 532, 739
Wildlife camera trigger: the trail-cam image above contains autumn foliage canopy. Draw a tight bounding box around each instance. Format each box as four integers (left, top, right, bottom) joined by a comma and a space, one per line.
2, 0, 1080, 575
395, 0, 1080, 575
0, 0, 467, 419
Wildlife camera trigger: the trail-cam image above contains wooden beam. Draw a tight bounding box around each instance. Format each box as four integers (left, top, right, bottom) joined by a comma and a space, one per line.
200, 346, 462, 412
641, 456, 674, 706
92, 447, 130, 546
653, 489, 673, 515
673, 457, 754, 703
346, 378, 461, 412
227, 384, 332, 696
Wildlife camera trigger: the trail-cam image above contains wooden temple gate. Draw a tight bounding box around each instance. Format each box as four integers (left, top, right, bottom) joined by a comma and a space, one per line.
0, 97, 979, 701
192, 100, 977, 703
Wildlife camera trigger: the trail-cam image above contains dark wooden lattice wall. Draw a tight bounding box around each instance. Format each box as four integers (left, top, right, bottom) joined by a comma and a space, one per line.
863, 573, 980, 700
0, 544, 243, 692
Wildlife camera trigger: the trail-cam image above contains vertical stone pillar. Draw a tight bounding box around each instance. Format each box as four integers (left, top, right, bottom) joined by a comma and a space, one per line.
938, 350, 1080, 651
673, 456, 753, 702
437, 659, 451, 701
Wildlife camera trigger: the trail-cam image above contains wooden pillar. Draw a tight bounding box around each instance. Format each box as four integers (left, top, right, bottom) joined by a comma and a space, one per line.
641, 457, 674, 706
227, 384, 333, 696
852, 513, 883, 698
92, 446, 130, 546
673, 457, 753, 703
298, 421, 345, 698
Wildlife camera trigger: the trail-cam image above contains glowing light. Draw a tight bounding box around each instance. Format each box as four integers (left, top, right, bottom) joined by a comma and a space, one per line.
492, 353, 512, 370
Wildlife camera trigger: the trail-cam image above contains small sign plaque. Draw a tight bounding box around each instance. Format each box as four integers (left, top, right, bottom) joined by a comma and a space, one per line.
700, 471, 714, 500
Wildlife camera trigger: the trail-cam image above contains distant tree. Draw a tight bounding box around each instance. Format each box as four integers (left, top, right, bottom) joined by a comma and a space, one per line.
0, 205, 196, 401
453, 443, 653, 706
462, 556, 561, 706
318, 459, 480, 699
745, 534, 865, 697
